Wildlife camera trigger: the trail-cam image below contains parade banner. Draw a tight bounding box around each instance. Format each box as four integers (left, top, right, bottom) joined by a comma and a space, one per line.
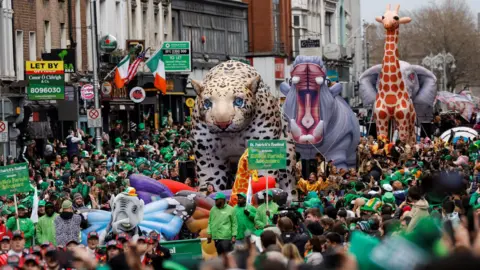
0, 163, 31, 196
161, 239, 203, 269
26, 61, 65, 100
247, 140, 287, 170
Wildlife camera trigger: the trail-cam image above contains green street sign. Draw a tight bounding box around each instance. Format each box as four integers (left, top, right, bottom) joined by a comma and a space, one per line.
0, 163, 31, 196
161, 41, 191, 73
27, 74, 65, 100
248, 140, 287, 170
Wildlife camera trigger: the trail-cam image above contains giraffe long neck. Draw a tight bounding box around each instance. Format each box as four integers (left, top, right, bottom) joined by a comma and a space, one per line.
380, 28, 405, 94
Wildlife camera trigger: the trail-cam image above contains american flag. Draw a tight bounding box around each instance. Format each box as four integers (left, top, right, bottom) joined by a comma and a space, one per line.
126, 50, 146, 82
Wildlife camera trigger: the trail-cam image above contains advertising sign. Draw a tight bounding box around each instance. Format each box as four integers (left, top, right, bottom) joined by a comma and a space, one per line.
80, 84, 94, 100
129, 87, 146, 103
99, 34, 118, 53
0, 163, 31, 196
161, 41, 192, 73
299, 38, 321, 56
275, 58, 285, 80
248, 140, 287, 170
42, 49, 76, 73
26, 61, 65, 100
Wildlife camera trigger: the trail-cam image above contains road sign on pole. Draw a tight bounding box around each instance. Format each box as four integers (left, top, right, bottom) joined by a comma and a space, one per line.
161, 41, 191, 73
87, 109, 102, 128
0, 121, 7, 143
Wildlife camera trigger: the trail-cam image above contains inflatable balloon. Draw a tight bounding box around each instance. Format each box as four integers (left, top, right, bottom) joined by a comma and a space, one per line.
129, 174, 173, 204
253, 176, 276, 193
159, 179, 196, 194
208, 190, 232, 201
252, 188, 288, 207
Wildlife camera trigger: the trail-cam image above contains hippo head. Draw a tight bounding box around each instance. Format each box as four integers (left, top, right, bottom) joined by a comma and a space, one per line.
287, 56, 327, 144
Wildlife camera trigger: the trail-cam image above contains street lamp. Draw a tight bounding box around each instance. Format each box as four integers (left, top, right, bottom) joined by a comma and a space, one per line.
422, 50, 455, 92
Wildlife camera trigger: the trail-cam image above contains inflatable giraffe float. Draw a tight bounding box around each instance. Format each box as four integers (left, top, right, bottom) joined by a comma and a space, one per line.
375, 4, 416, 144
229, 149, 258, 206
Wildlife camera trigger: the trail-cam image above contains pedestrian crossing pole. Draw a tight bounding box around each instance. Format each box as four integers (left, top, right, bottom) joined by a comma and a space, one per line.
91, 0, 102, 153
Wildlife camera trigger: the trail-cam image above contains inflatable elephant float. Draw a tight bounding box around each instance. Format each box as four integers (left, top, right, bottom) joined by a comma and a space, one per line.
359, 61, 437, 127
280, 55, 360, 168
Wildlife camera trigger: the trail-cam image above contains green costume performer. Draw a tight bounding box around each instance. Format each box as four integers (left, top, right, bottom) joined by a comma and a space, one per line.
6, 204, 35, 248
254, 190, 279, 229
233, 193, 256, 240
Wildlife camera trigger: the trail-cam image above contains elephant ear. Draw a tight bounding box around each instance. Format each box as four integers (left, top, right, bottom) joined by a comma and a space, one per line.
410, 65, 437, 107
410, 65, 437, 122
329, 83, 343, 97
358, 65, 382, 106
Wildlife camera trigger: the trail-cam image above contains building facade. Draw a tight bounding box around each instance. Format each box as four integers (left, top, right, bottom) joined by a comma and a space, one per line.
242, 0, 292, 97
173, 0, 249, 120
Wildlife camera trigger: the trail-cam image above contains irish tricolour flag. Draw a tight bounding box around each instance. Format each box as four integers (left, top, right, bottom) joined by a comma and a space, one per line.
146, 49, 167, 94
114, 55, 130, 89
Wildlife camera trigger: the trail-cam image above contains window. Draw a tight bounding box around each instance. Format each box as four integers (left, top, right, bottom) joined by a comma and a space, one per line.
302, 14, 308, 27
29, 32, 36, 60
16, 31, 24, 80
60, 23, 66, 48
325, 12, 332, 44
44, 21, 51, 53
293, 15, 300, 26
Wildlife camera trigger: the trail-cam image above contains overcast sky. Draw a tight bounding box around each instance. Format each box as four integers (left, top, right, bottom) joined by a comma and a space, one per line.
361, 0, 480, 23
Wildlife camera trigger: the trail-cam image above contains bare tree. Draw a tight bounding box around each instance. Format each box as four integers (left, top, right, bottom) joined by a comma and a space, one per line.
365, 0, 480, 90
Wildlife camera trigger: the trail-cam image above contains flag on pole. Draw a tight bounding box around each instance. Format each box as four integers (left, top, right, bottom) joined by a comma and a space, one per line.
114, 55, 130, 89
126, 50, 146, 82
30, 186, 39, 223
246, 175, 253, 205
145, 49, 167, 94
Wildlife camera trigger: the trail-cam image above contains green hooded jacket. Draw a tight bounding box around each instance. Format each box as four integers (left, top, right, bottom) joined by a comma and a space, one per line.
207, 204, 238, 240
6, 216, 35, 248
36, 213, 58, 245
233, 204, 257, 240
254, 201, 279, 229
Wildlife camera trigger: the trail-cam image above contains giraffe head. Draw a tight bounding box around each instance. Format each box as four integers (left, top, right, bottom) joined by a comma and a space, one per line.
376, 4, 411, 30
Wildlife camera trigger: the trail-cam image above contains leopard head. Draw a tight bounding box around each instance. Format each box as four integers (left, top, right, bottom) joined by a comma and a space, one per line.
191, 75, 260, 133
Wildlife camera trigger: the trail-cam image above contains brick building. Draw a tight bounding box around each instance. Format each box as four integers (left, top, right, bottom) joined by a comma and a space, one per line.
242, 0, 292, 97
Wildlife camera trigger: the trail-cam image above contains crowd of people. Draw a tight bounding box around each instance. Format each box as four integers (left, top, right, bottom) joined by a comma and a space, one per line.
2, 112, 480, 270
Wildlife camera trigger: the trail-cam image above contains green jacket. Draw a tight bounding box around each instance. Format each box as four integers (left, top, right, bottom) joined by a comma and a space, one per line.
72, 183, 90, 200
255, 201, 279, 229
6, 216, 35, 248
207, 204, 238, 240
36, 213, 58, 245
233, 204, 256, 240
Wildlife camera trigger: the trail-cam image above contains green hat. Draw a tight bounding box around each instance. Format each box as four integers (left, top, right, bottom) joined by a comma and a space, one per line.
38, 200, 46, 207
152, 170, 160, 176
42, 164, 50, 169
116, 120, 122, 124
106, 175, 116, 183
143, 170, 153, 177
86, 176, 95, 182
39, 182, 49, 191
444, 155, 453, 161
238, 192, 247, 198
17, 204, 27, 210
214, 193, 226, 200
79, 140, 85, 145
474, 204, 480, 210
115, 137, 122, 145
55, 180, 64, 187
93, 150, 100, 155
64, 162, 71, 170
382, 192, 395, 205
138, 123, 145, 131
124, 164, 133, 172
80, 151, 90, 158
265, 190, 273, 197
